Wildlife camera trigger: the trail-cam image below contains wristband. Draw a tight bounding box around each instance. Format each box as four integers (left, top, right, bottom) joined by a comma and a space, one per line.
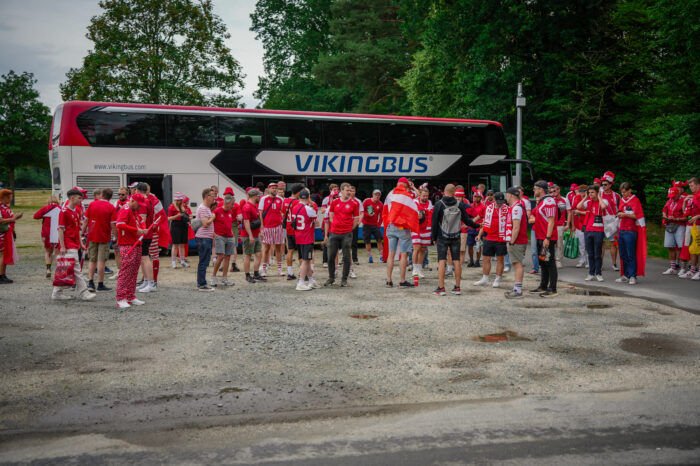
546, 236, 551, 240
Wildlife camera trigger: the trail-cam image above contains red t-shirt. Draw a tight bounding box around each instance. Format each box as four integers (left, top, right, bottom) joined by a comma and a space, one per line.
583, 200, 605, 233
213, 206, 234, 237
572, 193, 586, 231
258, 195, 284, 228
240, 201, 261, 238
136, 197, 154, 237
58, 205, 82, 250
34, 203, 60, 243
469, 202, 486, 231
618, 195, 644, 231
86, 199, 115, 243
362, 198, 383, 226
284, 197, 300, 235
533, 196, 559, 241
482, 203, 508, 242
115, 207, 145, 246
684, 192, 700, 223
414, 200, 433, 234
329, 198, 359, 234
293, 204, 318, 245
601, 190, 621, 216
663, 197, 686, 225
554, 196, 570, 227
507, 203, 529, 245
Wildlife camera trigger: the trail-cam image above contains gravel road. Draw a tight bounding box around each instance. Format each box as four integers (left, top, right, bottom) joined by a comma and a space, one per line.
1, 226, 699, 443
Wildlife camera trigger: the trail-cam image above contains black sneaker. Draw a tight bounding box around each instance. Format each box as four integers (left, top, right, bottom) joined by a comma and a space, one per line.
287, 274, 297, 280
385, 281, 393, 288
324, 278, 335, 287
433, 287, 446, 296
104, 266, 114, 274
0, 275, 12, 284
451, 286, 461, 295
87, 280, 96, 292
246, 275, 256, 284
231, 263, 240, 272
540, 290, 558, 298
399, 281, 414, 288
198, 285, 215, 292
529, 287, 546, 293
340, 280, 348, 287
475, 260, 481, 267
504, 290, 523, 299
254, 275, 267, 282
467, 260, 475, 268
97, 283, 112, 292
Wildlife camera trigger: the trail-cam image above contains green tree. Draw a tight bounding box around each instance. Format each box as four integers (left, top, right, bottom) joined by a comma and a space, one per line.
0, 71, 52, 203
60, 0, 244, 107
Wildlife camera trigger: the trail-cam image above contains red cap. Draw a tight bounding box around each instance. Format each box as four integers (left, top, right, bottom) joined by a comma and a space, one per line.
547, 181, 554, 187
667, 187, 680, 198
594, 178, 601, 183
397, 177, 409, 185
570, 183, 578, 191
130, 193, 146, 203
455, 189, 465, 197
223, 187, 234, 196
268, 182, 278, 188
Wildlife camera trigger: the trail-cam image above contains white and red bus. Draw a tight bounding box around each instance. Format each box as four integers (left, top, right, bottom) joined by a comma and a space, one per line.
49, 101, 519, 207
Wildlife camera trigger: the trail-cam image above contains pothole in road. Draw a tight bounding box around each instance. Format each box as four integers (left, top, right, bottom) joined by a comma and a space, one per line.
218, 387, 248, 394
619, 334, 700, 358
568, 289, 610, 296
473, 331, 532, 342
350, 314, 377, 319
587, 304, 612, 309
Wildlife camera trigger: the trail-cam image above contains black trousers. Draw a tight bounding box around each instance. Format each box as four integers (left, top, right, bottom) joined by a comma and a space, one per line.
328, 232, 352, 281
351, 226, 359, 262
537, 239, 558, 292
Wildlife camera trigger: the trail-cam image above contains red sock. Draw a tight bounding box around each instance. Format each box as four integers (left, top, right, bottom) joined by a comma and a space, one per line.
153, 259, 159, 282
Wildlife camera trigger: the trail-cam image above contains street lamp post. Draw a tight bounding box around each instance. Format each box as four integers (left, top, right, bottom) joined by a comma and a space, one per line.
515, 83, 526, 187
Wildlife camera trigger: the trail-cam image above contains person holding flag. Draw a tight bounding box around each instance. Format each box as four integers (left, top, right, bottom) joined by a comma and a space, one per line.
115, 193, 148, 308
616, 182, 646, 284
384, 177, 421, 288
33, 195, 61, 278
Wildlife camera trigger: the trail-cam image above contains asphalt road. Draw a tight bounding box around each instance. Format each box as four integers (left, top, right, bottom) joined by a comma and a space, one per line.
3, 386, 699, 464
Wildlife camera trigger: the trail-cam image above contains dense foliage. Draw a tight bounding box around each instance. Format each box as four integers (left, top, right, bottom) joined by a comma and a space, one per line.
252, 0, 699, 218
61, 0, 245, 107
0, 71, 52, 198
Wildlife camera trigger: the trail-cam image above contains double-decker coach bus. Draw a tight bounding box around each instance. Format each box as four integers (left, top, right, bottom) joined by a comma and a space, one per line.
49, 101, 517, 208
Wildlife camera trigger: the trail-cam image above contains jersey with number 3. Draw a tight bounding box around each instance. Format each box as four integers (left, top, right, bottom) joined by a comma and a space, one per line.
293, 204, 318, 245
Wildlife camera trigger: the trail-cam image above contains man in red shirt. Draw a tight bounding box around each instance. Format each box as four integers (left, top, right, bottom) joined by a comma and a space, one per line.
242, 188, 264, 283
600, 173, 621, 271
108, 186, 130, 279
85, 187, 116, 292
467, 190, 485, 267
115, 193, 148, 308
210, 193, 240, 287
325, 183, 359, 286
33, 196, 61, 278
362, 189, 384, 263
258, 182, 285, 277
504, 187, 529, 298
52, 188, 95, 301
474, 192, 508, 288
411, 188, 432, 278
320, 184, 339, 267
662, 186, 687, 275
529, 180, 558, 297
293, 189, 320, 290
570, 184, 588, 268
282, 184, 304, 280
549, 184, 571, 268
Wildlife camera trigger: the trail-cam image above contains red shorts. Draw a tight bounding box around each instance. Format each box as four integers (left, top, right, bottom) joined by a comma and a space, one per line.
42, 237, 58, 250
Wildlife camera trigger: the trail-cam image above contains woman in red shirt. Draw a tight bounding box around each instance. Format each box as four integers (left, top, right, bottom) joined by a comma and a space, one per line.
616, 182, 646, 284
577, 186, 608, 281
33, 196, 61, 277
0, 189, 22, 284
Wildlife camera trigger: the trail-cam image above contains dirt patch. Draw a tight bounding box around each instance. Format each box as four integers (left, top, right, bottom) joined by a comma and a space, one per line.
350, 314, 377, 319
568, 289, 610, 296
448, 371, 487, 383
438, 355, 505, 369
473, 331, 532, 342
587, 304, 611, 310
617, 322, 646, 328
619, 334, 700, 358
549, 346, 609, 365
520, 304, 558, 309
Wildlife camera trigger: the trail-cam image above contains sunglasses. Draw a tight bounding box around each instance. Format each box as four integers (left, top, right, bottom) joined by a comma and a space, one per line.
602, 183, 610, 186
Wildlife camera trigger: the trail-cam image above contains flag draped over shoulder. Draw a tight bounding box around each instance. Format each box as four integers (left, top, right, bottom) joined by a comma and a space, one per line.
619, 195, 646, 277
383, 185, 420, 233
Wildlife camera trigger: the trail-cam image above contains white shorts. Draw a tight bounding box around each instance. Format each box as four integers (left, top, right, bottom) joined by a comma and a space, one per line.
664, 225, 686, 248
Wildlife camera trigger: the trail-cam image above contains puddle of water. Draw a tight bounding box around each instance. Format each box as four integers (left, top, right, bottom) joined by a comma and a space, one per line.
350, 314, 377, 319
619, 334, 698, 358
587, 304, 611, 309
568, 289, 610, 296
473, 331, 532, 342
218, 387, 248, 394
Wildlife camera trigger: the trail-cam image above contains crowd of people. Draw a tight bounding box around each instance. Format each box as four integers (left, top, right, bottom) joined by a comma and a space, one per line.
0, 172, 697, 307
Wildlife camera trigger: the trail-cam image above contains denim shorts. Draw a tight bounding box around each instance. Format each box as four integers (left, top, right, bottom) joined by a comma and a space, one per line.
664, 225, 686, 248
386, 224, 412, 253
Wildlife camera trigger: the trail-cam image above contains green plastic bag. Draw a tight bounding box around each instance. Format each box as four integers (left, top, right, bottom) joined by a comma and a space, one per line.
563, 230, 579, 259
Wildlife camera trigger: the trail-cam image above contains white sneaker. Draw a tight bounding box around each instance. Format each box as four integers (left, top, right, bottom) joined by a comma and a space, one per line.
296, 282, 312, 291
260, 269, 267, 277
138, 283, 154, 293
209, 276, 218, 287
692, 272, 700, 281
556, 261, 562, 269
612, 264, 620, 271
662, 267, 677, 275
492, 277, 501, 288
149, 282, 158, 292
117, 300, 131, 309
220, 278, 234, 286
576, 260, 585, 268
585, 274, 594, 281
181, 261, 190, 268
80, 291, 96, 301
412, 269, 418, 277
595, 275, 604, 282
136, 280, 147, 291
678, 270, 691, 279
417, 270, 425, 279
171, 262, 178, 269
309, 280, 322, 289
474, 276, 490, 286
129, 298, 145, 306
323, 262, 328, 268
51, 292, 72, 300
504, 266, 511, 273
349, 270, 357, 279
628, 277, 637, 285
108, 269, 119, 280
615, 276, 628, 283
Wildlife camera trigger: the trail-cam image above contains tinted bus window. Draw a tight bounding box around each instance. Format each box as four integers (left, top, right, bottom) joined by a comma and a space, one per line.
51, 107, 63, 144
166, 115, 216, 148
483, 125, 508, 154
218, 117, 264, 149
431, 125, 484, 154
266, 119, 321, 150
379, 124, 430, 152
323, 121, 379, 151
77, 111, 166, 146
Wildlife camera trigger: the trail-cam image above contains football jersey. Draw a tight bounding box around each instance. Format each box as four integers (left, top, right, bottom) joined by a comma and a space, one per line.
293, 204, 318, 245
58, 205, 82, 250
283, 197, 300, 235
554, 196, 571, 227
213, 206, 234, 237
85, 199, 116, 243
258, 195, 284, 228
506, 203, 529, 245
329, 198, 359, 234
533, 196, 559, 241
240, 201, 261, 238
115, 207, 145, 246
600, 190, 621, 216
362, 198, 383, 226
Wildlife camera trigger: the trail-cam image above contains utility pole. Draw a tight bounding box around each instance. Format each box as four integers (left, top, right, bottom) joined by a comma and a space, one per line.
515, 83, 526, 187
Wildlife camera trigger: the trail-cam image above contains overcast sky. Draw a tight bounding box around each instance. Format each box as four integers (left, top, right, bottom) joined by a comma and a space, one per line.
0, 0, 264, 112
